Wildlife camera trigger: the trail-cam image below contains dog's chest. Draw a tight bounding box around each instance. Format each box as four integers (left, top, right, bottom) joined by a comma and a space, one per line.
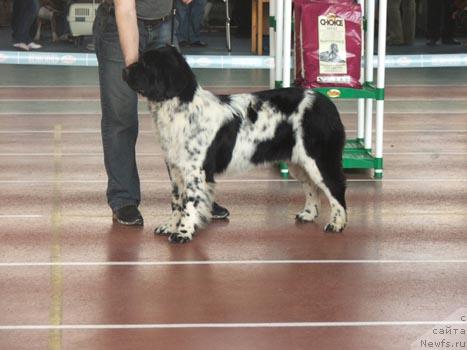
150, 98, 226, 164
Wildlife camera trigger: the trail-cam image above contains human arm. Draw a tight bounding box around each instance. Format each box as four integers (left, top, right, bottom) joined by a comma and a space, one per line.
114, 0, 139, 66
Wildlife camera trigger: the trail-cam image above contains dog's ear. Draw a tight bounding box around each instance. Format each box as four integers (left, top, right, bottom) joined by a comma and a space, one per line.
163, 46, 196, 98
155, 46, 197, 100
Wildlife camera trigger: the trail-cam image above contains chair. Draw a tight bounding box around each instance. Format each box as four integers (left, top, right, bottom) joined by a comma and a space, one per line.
251, 0, 269, 55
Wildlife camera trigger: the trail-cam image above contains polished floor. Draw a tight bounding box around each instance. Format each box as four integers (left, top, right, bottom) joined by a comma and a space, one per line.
0, 64, 466, 350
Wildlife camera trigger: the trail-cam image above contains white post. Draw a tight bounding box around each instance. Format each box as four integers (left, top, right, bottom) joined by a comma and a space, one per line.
269, 0, 276, 89
282, 0, 292, 87
375, 0, 387, 178
357, 0, 365, 142
275, 0, 284, 87
364, 0, 375, 150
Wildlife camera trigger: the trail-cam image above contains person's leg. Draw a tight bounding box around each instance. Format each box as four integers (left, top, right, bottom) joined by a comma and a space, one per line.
175, 0, 189, 43
11, 0, 21, 42
387, 0, 404, 44
94, 6, 141, 214
402, 0, 416, 44
426, 0, 442, 42
188, 0, 207, 44
441, 0, 458, 43
12, 0, 37, 44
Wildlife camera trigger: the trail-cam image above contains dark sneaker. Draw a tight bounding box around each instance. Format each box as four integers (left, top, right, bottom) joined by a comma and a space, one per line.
441, 38, 461, 45
112, 205, 144, 226
212, 202, 229, 220
190, 41, 207, 47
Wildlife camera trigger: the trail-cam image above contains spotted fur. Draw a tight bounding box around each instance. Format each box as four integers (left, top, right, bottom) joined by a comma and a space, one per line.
124, 46, 347, 243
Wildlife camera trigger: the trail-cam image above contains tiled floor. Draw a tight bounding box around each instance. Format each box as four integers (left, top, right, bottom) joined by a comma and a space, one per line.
0, 61, 466, 349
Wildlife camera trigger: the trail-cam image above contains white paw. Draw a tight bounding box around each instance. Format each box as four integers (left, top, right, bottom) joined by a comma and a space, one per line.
324, 222, 345, 233
324, 210, 347, 233
154, 223, 176, 236
295, 205, 319, 222
168, 230, 194, 244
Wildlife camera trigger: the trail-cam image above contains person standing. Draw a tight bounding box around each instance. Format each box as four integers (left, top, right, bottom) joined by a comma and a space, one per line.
387, 0, 416, 45
11, 0, 42, 51
426, 0, 461, 45
93, 0, 229, 226
175, 0, 208, 47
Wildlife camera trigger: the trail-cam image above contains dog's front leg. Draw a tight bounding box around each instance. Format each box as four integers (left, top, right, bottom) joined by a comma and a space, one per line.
169, 169, 213, 244
155, 164, 183, 236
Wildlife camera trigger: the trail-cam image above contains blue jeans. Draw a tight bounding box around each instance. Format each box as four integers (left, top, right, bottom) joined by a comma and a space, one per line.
175, 0, 207, 43
93, 4, 177, 211
11, 0, 39, 43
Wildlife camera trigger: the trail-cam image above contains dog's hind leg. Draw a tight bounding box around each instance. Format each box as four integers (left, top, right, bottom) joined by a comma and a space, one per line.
298, 158, 347, 232
288, 163, 320, 223
155, 164, 183, 236
169, 169, 214, 243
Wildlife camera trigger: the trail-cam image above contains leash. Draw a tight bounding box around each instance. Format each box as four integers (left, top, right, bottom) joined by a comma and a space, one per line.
170, 0, 176, 46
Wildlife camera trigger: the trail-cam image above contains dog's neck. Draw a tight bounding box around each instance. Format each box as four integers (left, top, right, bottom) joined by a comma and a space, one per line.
148, 84, 205, 116
176, 77, 198, 103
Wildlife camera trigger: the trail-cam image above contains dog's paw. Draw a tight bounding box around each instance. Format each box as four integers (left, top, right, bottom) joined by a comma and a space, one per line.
154, 224, 175, 236
324, 223, 345, 233
168, 231, 193, 244
295, 206, 319, 223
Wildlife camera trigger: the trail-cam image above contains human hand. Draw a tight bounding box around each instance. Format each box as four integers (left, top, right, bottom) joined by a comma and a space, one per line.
181, 0, 192, 4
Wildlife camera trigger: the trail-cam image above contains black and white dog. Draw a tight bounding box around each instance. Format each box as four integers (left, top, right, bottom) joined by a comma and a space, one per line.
124, 46, 347, 243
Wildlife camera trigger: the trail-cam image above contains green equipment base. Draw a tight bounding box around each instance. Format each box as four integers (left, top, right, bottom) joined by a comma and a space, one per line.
279, 139, 383, 179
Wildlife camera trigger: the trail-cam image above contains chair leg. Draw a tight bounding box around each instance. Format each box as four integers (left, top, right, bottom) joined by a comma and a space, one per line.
251, 0, 258, 53
224, 0, 231, 51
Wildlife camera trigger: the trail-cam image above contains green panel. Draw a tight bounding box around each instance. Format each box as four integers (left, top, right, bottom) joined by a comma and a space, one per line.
313, 83, 380, 100
343, 152, 375, 169
343, 139, 379, 170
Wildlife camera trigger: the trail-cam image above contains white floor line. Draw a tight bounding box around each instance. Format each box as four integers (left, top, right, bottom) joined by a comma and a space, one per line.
0, 320, 465, 331
1, 129, 467, 134
1, 259, 467, 268
0, 152, 466, 157
0, 215, 43, 218
4, 97, 467, 102
0, 153, 163, 157
0, 85, 268, 89
1, 111, 467, 116
0, 179, 466, 184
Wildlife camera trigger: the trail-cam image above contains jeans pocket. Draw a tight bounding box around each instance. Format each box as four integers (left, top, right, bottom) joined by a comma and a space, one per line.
94, 7, 124, 63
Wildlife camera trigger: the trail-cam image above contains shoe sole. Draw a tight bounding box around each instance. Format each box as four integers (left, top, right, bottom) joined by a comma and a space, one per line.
112, 214, 144, 226
211, 213, 230, 220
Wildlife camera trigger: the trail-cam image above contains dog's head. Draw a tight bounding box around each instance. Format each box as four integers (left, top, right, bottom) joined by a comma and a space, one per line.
123, 45, 197, 102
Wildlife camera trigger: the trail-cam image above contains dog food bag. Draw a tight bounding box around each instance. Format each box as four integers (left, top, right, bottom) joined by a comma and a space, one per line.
294, 0, 362, 88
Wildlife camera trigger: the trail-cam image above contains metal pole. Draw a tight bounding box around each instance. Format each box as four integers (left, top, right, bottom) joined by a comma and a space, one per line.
275, 0, 284, 88
364, 0, 375, 151
357, 0, 365, 142
375, 0, 387, 179
269, 0, 276, 89
282, 0, 292, 87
